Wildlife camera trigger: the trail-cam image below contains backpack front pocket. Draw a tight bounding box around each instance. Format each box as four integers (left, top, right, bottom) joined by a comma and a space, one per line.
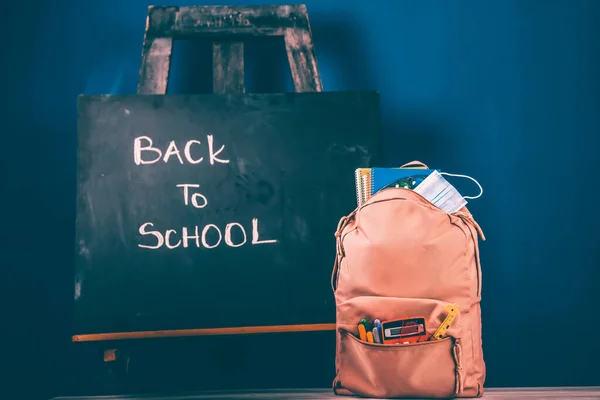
334, 296, 465, 398
336, 329, 462, 398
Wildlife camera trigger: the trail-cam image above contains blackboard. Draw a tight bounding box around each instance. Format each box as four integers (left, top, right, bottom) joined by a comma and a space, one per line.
75, 92, 381, 336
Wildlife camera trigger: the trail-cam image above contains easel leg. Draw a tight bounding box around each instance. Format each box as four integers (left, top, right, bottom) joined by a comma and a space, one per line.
100, 347, 131, 394
284, 28, 322, 92
138, 37, 174, 95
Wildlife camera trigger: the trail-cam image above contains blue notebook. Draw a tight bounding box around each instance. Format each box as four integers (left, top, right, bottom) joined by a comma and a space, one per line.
370, 167, 437, 193
355, 167, 438, 206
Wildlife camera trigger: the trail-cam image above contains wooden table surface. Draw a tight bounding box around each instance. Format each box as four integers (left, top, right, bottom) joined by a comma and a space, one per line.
51, 387, 600, 399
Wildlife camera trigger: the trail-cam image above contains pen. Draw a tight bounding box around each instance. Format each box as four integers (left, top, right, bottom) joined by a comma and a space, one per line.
373, 327, 381, 343
374, 319, 382, 342
366, 331, 374, 343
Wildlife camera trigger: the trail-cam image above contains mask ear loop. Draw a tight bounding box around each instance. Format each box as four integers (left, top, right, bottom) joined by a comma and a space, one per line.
440, 172, 483, 200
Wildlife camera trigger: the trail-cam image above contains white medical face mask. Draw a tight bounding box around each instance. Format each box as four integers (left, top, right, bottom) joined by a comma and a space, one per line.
413, 170, 483, 214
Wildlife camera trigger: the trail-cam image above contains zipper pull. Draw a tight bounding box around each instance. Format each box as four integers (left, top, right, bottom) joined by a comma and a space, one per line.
453, 340, 464, 395
453, 211, 486, 241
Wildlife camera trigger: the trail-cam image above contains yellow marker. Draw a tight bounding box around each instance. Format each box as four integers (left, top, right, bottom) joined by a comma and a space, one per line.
366, 331, 374, 343
431, 304, 459, 340
358, 323, 367, 341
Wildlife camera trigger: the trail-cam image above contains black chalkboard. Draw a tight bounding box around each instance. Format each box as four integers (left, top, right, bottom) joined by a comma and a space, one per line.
75, 92, 380, 335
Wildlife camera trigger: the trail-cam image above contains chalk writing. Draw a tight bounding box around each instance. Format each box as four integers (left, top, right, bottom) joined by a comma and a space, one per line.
133, 135, 230, 165
138, 219, 277, 250
224, 222, 247, 247
177, 184, 208, 208
134, 133, 277, 250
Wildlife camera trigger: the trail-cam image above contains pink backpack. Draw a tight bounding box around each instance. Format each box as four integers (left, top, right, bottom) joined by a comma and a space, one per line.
331, 161, 486, 398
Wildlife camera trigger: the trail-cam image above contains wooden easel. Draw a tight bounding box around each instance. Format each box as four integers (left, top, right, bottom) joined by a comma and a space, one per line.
137, 4, 323, 95
100, 4, 324, 393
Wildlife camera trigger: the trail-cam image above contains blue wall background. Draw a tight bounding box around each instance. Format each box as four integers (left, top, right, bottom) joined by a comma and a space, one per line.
3, 0, 599, 399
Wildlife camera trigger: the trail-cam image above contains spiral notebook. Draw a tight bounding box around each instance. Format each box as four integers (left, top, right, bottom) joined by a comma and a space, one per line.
355, 167, 437, 206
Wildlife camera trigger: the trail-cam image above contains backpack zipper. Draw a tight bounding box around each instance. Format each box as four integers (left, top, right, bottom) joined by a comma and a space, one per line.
362, 188, 485, 298
342, 329, 453, 347
363, 188, 486, 243
335, 188, 485, 297
454, 213, 484, 298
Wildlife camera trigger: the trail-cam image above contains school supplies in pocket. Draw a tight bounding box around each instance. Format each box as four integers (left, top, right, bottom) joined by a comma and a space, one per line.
354, 306, 458, 344
380, 317, 426, 344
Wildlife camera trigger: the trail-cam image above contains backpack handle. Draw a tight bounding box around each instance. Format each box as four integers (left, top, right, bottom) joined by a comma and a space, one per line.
400, 160, 429, 169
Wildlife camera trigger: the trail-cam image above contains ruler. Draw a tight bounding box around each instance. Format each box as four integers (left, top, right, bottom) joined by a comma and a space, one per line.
431, 303, 459, 340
